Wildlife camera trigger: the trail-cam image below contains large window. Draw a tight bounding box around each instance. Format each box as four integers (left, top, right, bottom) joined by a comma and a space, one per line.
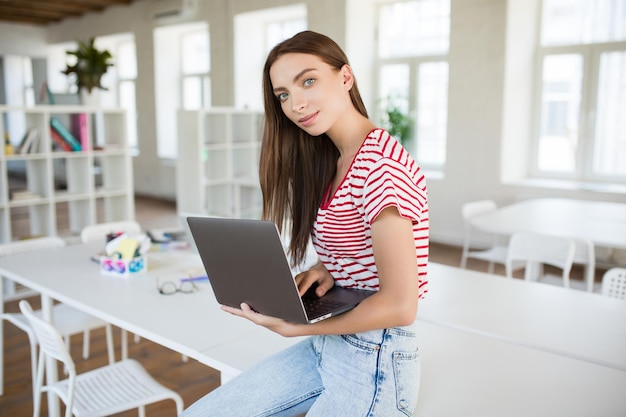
181, 29, 211, 110
376, 0, 450, 171
154, 22, 209, 158
98, 35, 138, 150
115, 39, 138, 150
534, 0, 626, 181
234, 4, 307, 110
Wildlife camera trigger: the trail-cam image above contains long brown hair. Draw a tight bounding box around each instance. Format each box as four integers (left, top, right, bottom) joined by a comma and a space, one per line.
259, 31, 369, 266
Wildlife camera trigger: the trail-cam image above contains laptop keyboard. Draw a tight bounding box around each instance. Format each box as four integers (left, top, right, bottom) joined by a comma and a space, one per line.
303, 297, 346, 318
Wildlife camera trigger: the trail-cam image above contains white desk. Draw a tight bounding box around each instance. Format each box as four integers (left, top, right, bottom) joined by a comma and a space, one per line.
0, 243, 260, 415
468, 198, 626, 249
413, 321, 626, 417
201, 321, 626, 417
2, 244, 625, 415
468, 198, 626, 291
421, 263, 626, 371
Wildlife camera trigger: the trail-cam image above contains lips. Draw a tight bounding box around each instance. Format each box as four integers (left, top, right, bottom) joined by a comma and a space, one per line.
298, 112, 318, 127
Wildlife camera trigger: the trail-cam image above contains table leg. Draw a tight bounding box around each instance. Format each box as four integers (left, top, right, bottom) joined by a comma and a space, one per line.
524, 262, 543, 282
584, 264, 595, 292
41, 295, 60, 417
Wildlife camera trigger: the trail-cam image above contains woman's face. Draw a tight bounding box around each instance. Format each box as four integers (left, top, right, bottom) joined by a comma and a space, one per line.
269, 53, 353, 137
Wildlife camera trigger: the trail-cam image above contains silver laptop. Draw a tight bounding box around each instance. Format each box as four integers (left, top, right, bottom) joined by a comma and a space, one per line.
186, 216, 374, 324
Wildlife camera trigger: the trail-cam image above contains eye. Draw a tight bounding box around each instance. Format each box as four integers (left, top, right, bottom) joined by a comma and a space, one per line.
303, 78, 315, 87
276, 92, 289, 102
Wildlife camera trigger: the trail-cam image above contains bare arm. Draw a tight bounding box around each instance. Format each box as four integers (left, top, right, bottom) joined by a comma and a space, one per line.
222, 206, 420, 336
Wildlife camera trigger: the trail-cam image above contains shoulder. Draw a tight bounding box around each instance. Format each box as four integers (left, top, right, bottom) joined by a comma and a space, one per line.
358, 129, 421, 178
361, 129, 398, 155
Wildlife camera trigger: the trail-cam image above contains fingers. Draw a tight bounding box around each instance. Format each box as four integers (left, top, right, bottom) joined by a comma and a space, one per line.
294, 265, 335, 297
220, 304, 245, 317
295, 271, 317, 296
220, 303, 303, 337
315, 277, 334, 297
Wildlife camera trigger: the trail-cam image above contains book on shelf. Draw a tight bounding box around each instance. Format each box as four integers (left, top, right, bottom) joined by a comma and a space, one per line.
71, 113, 89, 151
10, 189, 40, 201
16, 129, 30, 152
17, 128, 40, 154
50, 127, 73, 151
50, 116, 81, 151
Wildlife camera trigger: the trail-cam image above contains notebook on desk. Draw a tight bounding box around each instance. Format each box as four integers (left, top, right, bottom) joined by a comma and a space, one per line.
186, 216, 374, 324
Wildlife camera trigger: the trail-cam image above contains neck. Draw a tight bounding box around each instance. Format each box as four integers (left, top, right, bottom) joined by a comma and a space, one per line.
327, 112, 376, 159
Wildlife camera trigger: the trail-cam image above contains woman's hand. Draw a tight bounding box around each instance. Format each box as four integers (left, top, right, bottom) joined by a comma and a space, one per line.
219, 264, 333, 337
294, 262, 334, 297
220, 303, 306, 337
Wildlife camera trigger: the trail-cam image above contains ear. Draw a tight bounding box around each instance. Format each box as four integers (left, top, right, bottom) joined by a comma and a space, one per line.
341, 64, 354, 90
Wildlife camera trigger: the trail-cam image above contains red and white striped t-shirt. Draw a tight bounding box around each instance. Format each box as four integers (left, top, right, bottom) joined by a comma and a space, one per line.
312, 129, 429, 299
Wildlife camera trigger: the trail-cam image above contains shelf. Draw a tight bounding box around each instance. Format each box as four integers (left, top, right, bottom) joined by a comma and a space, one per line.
177, 108, 264, 218
0, 105, 134, 243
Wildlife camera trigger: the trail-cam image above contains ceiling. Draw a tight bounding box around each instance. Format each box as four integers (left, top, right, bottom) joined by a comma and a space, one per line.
0, 0, 135, 26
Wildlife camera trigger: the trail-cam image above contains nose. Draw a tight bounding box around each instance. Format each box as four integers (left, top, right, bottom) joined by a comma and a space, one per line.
290, 90, 306, 113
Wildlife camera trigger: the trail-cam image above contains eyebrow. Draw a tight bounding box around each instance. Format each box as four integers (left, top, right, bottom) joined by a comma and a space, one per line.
272, 67, 317, 94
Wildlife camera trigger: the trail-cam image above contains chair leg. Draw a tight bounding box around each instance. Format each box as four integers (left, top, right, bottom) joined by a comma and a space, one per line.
460, 246, 468, 269
2, 277, 15, 299
175, 395, 184, 414
26, 329, 38, 401
139, 405, 146, 417
105, 324, 115, 364
33, 351, 46, 417
63, 334, 71, 375
121, 329, 129, 360
82, 329, 90, 360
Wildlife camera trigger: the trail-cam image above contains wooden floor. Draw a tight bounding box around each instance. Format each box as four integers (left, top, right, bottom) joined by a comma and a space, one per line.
1, 195, 594, 416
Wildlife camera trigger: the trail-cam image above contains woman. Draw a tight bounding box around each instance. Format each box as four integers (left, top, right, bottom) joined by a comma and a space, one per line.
182, 30, 429, 417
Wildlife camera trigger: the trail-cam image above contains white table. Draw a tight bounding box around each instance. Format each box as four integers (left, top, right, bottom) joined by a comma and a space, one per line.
201, 321, 626, 417
2, 243, 625, 415
468, 198, 626, 249
468, 198, 626, 290
0, 243, 261, 415
413, 321, 626, 417
420, 263, 626, 371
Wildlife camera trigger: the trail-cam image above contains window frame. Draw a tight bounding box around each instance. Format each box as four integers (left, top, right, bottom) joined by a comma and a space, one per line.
180, 28, 211, 110
374, 0, 450, 172
531, 1, 626, 184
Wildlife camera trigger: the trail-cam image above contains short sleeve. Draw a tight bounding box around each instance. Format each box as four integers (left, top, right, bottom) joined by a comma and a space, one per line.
362, 158, 427, 225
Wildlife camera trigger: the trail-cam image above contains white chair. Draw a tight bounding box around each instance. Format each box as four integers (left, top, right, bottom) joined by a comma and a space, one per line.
19, 300, 183, 417
505, 232, 576, 288
1, 237, 115, 399
80, 220, 142, 360
601, 268, 626, 300
460, 200, 508, 273
572, 239, 597, 292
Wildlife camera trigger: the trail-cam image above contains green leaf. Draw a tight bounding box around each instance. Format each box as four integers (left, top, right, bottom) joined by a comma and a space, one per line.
61, 37, 114, 93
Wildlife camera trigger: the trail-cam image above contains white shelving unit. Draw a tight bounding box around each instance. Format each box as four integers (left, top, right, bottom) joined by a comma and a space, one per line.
176, 108, 263, 219
0, 105, 134, 243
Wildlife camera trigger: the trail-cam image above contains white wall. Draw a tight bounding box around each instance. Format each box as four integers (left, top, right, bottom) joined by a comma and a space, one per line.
0, 0, 624, 248
0, 22, 47, 56
348, 0, 625, 247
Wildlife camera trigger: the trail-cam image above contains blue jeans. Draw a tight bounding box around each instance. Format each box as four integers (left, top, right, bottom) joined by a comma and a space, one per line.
181, 323, 421, 417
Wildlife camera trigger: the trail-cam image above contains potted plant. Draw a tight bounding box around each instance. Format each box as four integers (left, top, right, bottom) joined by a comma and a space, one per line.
62, 37, 114, 101
380, 97, 413, 147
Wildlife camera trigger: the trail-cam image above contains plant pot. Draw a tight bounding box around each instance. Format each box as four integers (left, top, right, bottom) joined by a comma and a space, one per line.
80, 89, 101, 107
